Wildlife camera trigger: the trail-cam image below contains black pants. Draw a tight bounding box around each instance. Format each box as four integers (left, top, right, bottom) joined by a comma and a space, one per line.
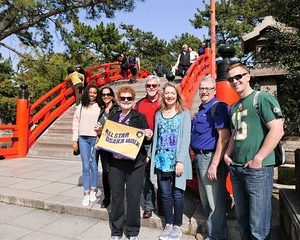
177, 65, 190, 78
98, 150, 110, 201
109, 163, 145, 237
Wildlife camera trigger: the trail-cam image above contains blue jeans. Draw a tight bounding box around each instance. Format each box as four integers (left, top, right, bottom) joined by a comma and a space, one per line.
229, 166, 274, 240
158, 173, 184, 226
79, 136, 98, 192
195, 153, 228, 240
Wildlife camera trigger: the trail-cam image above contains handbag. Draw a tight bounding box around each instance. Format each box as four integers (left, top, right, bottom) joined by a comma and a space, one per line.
73, 142, 80, 155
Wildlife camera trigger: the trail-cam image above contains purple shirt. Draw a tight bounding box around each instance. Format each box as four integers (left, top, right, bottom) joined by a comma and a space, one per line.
190, 97, 230, 151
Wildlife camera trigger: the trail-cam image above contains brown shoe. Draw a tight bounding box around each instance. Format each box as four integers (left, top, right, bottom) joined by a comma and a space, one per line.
142, 210, 152, 219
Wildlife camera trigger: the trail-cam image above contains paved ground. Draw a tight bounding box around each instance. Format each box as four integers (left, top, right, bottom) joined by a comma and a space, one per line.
0, 157, 286, 240
0, 202, 196, 240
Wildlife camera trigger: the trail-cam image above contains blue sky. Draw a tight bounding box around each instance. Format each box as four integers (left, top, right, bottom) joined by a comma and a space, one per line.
1, 0, 208, 67
98, 0, 208, 41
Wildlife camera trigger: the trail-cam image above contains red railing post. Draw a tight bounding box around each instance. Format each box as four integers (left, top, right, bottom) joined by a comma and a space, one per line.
16, 84, 30, 157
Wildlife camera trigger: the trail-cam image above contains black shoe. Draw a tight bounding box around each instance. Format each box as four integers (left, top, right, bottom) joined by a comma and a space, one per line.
101, 198, 110, 208
129, 78, 137, 84
142, 210, 152, 219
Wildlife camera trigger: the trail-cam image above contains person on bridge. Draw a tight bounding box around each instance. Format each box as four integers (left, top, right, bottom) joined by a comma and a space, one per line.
94, 86, 119, 208
105, 86, 153, 240
191, 75, 230, 240
135, 75, 162, 219
128, 54, 140, 84
65, 67, 84, 106
150, 82, 192, 240
118, 53, 129, 80
173, 44, 191, 78
225, 63, 284, 240
72, 83, 101, 207
188, 46, 199, 64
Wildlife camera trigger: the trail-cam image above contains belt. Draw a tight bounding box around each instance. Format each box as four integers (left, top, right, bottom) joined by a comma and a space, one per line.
193, 149, 214, 154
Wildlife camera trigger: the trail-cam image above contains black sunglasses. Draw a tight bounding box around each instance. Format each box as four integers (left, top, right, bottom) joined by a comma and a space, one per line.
146, 84, 158, 88
227, 73, 247, 83
101, 93, 112, 97
119, 96, 133, 102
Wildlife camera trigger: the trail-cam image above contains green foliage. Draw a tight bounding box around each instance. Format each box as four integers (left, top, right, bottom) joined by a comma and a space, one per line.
0, 56, 17, 123
0, 0, 141, 54
17, 53, 72, 102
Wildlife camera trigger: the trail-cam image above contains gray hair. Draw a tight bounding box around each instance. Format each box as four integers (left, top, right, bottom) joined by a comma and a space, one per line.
146, 75, 160, 85
201, 75, 216, 89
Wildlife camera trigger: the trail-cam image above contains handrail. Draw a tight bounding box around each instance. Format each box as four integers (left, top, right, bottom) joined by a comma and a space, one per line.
0, 61, 150, 159
179, 48, 212, 109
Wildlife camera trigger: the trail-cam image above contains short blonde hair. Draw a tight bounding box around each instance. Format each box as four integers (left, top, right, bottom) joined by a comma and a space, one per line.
227, 63, 249, 73
160, 82, 185, 113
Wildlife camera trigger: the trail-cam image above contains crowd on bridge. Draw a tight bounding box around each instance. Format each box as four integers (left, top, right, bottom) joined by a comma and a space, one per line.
70, 60, 284, 240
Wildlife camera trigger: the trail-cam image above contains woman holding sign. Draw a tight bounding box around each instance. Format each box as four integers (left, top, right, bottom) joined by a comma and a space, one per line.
72, 83, 101, 207
96, 86, 119, 208
150, 82, 192, 240
101, 86, 153, 240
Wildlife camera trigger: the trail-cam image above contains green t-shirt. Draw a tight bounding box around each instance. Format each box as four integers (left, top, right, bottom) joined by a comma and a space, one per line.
231, 91, 283, 166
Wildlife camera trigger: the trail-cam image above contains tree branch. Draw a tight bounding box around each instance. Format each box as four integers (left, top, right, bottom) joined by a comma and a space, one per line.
0, 42, 34, 61
0, 0, 111, 41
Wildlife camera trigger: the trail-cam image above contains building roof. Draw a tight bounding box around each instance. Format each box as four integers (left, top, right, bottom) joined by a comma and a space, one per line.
242, 16, 296, 53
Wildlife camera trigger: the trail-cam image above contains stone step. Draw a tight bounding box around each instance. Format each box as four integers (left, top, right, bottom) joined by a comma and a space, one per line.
278, 164, 296, 185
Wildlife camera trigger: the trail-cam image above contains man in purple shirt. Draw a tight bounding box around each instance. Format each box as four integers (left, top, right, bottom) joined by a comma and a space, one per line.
191, 76, 231, 240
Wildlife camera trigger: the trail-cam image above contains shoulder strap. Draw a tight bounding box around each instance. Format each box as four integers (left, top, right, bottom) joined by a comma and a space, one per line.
252, 91, 266, 124
210, 100, 220, 119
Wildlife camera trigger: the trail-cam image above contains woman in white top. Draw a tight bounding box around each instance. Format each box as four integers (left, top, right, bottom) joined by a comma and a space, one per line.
72, 83, 101, 207
188, 46, 199, 64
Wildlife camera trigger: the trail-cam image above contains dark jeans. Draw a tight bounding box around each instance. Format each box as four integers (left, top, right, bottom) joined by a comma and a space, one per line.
158, 173, 184, 226
229, 166, 274, 240
109, 164, 145, 238
177, 65, 190, 78
98, 150, 110, 201
143, 163, 162, 212
129, 66, 137, 81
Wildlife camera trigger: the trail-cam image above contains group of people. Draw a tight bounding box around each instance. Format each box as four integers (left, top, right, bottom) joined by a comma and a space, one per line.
71, 62, 284, 240
118, 53, 141, 84
173, 44, 201, 78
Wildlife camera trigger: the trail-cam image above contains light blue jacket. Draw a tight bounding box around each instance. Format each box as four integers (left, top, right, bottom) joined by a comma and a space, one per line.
150, 110, 192, 191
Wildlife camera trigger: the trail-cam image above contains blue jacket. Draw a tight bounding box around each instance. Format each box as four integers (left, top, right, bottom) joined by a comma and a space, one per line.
150, 110, 192, 190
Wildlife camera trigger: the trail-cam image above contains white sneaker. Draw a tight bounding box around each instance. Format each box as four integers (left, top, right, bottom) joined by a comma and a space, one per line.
169, 225, 182, 240
82, 195, 90, 207
159, 224, 173, 240
90, 191, 97, 202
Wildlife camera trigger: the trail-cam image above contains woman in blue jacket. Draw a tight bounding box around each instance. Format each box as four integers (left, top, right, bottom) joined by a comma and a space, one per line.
150, 82, 192, 240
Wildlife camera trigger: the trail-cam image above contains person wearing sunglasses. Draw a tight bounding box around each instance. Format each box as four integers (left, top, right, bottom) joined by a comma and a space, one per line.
191, 76, 230, 240
150, 82, 192, 240
225, 63, 284, 240
94, 86, 119, 208
72, 83, 101, 207
106, 86, 153, 240
134, 75, 162, 219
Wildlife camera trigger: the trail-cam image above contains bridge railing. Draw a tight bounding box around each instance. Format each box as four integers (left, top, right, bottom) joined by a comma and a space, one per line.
0, 62, 150, 160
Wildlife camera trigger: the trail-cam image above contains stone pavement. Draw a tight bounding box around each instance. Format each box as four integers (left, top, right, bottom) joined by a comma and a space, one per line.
0, 202, 196, 240
0, 157, 285, 240
0, 157, 203, 239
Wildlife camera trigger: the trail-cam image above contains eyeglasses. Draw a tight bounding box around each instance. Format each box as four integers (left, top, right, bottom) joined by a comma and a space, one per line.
227, 73, 248, 83
101, 93, 112, 97
119, 96, 133, 102
146, 84, 158, 88
199, 87, 215, 92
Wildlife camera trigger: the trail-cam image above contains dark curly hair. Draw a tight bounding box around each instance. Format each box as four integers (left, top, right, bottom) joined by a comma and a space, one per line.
81, 83, 101, 107
99, 86, 116, 108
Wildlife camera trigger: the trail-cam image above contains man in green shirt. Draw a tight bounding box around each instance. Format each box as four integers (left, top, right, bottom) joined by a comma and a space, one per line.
224, 63, 284, 240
